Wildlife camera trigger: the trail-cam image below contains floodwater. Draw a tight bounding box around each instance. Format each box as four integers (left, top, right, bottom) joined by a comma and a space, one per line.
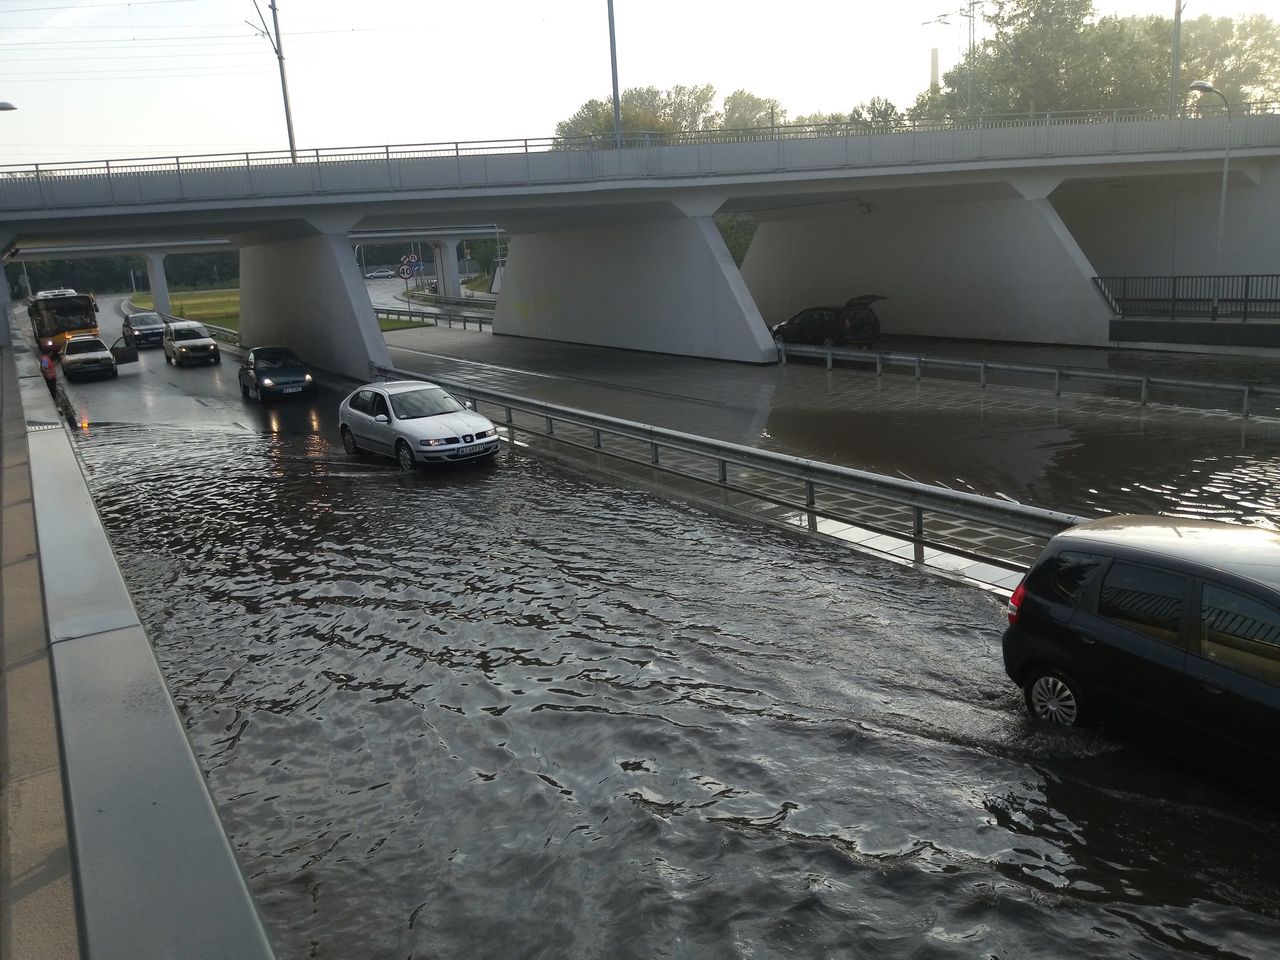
75, 419, 1280, 959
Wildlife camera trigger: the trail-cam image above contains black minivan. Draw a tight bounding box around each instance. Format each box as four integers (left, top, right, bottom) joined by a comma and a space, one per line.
1003, 515, 1280, 781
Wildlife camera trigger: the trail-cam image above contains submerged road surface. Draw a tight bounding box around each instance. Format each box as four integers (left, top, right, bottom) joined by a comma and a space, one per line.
60, 326, 1280, 959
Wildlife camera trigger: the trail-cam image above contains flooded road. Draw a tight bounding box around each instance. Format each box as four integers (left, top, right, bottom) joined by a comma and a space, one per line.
65, 339, 1280, 959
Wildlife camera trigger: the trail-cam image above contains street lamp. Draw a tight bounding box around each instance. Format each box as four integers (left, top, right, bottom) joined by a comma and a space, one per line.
606, 0, 622, 149
1189, 79, 1231, 321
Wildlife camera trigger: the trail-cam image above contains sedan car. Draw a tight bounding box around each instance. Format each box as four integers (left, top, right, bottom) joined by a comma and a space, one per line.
338, 381, 501, 470
770, 295, 885, 348
162, 320, 220, 367
122, 311, 166, 347
60, 335, 118, 380
238, 346, 315, 402
365, 268, 396, 279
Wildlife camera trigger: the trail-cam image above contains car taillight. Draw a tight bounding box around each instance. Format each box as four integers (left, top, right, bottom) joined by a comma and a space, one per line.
1007, 581, 1027, 625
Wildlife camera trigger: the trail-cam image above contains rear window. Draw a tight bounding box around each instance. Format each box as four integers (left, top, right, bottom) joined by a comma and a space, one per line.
1098, 562, 1186, 645
1201, 584, 1280, 686
174, 327, 209, 341
1027, 550, 1103, 603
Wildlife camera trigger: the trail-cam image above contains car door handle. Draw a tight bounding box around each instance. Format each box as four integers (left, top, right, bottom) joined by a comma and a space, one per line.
1075, 630, 1098, 645
1200, 681, 1224, 695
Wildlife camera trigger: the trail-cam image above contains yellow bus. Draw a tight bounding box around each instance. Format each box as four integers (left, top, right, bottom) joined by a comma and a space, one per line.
28, 288, 100, 354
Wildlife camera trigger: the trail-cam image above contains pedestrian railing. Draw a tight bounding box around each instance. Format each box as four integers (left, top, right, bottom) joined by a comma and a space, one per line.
375, 306, 492, 331
1093, 275, 1280, 321
776, 342, 1280, 418
375, 362, 1085, 579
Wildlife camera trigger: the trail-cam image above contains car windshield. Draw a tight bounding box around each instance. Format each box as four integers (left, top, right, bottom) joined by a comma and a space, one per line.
174, 327, 209, 341
64, 338, 106, 355
390, 387, 464, 419
256, 348, 302, 367
130, 313, 161, 325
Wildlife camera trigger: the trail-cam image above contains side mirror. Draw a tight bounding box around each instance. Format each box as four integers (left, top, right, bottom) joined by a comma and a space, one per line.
374, 414, 389, 424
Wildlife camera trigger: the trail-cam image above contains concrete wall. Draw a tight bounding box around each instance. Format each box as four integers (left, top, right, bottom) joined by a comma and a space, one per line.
1053, 161, 1280, 277
743, 192, 1113, 345
239, 230, 390, 381
494, 216, 776, 363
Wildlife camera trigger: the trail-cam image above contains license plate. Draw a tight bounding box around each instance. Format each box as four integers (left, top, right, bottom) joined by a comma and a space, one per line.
458, 444, 481, 455
283, 386, 302, 394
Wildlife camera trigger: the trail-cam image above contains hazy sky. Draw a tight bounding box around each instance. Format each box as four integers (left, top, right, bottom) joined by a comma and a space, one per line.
0, 0, 1271, 166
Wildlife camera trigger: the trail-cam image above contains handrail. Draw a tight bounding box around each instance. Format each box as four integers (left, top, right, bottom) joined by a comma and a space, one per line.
776, 342, 1279, 418
374, 306, 491, 331
374, 362, 1085, 574
3, 101, 1277, 177
1094, 274, 1280, 321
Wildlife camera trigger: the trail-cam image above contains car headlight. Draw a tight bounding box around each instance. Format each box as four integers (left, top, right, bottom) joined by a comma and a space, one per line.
420, 438, 447, 447
304, 373, 313, 382
261, 377, 274, 387
177, 346, 189, 352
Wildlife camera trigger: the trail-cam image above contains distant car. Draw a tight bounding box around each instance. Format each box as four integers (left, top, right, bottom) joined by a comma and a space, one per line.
238, 346, 315, 402
1003, 515, 1280, 786
338, 380, 501, 470
60, 335, 118, 381
162, 320, 220, 367
122, 311, 165, 347
365, 268, 396, 279
770, 295, 885, 348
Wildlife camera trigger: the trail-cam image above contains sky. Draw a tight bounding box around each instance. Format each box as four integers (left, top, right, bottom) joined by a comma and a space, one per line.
0, 0, 1272, 167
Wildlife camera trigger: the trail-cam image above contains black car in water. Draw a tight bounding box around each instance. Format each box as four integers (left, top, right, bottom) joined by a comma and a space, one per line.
769, 295, 885, 348
238, 345, 315, 402
1003, 515, 1280, 786
122, 311, 166, 347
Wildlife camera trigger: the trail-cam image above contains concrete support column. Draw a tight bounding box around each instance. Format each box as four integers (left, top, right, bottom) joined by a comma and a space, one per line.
0, 266, 12, 348
494, 214, 775, 362
435, 238, 461, 298
239, 222, 391, 380
143, 252, 171, 316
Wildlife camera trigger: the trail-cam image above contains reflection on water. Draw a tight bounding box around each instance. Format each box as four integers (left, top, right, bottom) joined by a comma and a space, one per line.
78, 424, 1280, 959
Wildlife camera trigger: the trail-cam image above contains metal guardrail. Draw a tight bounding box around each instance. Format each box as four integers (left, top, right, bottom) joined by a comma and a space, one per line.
3, 103, 1278, 211
375, 363, 1084, 575
1093, 274, 1280, 321
376, 306, 492, 330
776, 342, 1280, 418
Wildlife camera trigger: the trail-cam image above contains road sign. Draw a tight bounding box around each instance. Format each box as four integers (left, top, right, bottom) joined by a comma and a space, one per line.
398, 264, 414, 280
408, 254, 419, 263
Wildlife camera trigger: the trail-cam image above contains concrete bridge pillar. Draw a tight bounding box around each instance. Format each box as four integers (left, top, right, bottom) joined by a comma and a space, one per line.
434, 238, 462, 298
493, 206, 775, 363
238, 217, 391, 380
143, 252, 171, 316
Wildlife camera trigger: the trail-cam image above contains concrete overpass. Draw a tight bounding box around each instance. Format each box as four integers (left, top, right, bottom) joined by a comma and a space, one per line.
2, 107, 1279, 378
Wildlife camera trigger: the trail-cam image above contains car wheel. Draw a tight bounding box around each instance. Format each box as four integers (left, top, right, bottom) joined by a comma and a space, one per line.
1023, 667, 1088, 728
341, 426, 360, 455
395, 439, 415, 471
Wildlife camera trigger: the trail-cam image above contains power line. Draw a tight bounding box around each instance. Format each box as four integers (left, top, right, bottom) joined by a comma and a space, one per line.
0, 0, 194, 13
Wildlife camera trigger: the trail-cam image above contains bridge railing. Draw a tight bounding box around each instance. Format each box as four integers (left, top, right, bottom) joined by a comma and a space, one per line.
375, 363, 1085, 580
1093, 274, 1280, 322
3, 102, 1278, 211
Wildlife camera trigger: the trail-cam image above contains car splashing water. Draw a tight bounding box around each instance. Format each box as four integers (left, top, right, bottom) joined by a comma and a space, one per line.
77, 423, 1280, 959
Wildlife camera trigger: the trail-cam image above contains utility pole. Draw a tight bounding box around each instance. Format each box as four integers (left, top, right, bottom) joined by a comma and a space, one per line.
1169, 1, 1184, 118
249, 0, 297, 162
607, 0, 623, 149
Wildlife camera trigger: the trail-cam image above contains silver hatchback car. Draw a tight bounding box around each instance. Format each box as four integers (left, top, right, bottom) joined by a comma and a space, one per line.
338, 380, 501, 469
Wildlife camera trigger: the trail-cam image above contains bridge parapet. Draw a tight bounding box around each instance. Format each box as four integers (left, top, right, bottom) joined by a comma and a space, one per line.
3, 105, 1278, 213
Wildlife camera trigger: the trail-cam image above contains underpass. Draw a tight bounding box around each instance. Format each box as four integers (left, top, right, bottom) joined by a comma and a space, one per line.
32, 305, 1280, 959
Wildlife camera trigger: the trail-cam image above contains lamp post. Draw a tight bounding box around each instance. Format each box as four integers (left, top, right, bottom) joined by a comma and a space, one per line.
1189, 80, 1231, 320
606, 0, 622, 149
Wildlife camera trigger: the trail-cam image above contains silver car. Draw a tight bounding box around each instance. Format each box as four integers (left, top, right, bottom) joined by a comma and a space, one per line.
338, 380, 501, 470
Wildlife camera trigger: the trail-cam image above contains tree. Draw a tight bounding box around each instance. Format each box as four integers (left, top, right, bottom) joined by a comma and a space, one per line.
720, 90, 785, 131
794, 98, 906, 131
554, 84, 719, 144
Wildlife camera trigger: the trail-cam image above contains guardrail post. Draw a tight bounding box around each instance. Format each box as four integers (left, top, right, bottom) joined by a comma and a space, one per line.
915, 357, 922, 381
875, 354, 883, 376
593, 428, 602, 449
979, 362, 987, 388
1243, 385, 1251, 418
912, 506, 925, 561
1140, 377, 1149, 405
826, 347, 833, 370
718, 459, 727, 483
651, 440, 660, 464
546, 414, 555, 435
778, 343, 787, 365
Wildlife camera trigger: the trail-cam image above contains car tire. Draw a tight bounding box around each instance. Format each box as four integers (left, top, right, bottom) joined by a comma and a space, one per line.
341, 426, 360, 455
1023, 666, 1089, 728
395, 439, 415, 471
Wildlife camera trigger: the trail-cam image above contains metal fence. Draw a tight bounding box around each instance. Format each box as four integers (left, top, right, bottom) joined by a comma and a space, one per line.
1093, 275, 1280, 321
777, 342, 1280, 418
374, 363, 1084, 581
